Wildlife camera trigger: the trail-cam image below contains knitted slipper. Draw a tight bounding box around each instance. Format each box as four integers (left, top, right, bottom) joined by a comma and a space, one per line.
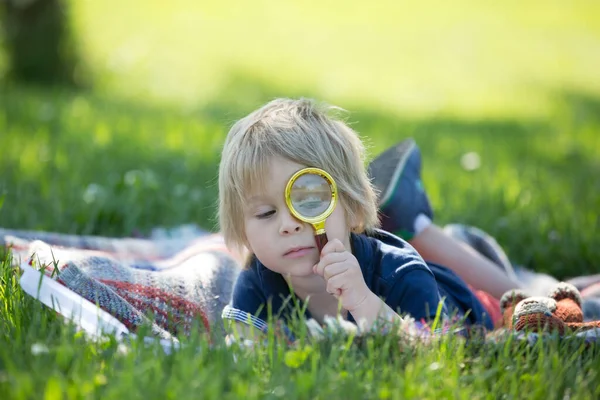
500, 289, 529, 328
547, 282, 600, 332
548, 282, 583, 323
512, 297, 568, 336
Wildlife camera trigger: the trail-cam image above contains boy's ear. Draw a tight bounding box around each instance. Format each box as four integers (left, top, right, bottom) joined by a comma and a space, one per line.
348, 212, 364, 233
339, 198, 363, 233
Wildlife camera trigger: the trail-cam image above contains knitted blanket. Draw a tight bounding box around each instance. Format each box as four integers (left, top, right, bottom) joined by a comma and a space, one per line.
2, 226, 241, 340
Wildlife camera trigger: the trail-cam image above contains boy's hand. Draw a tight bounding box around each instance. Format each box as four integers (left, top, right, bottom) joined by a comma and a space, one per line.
312, 239, 372, 312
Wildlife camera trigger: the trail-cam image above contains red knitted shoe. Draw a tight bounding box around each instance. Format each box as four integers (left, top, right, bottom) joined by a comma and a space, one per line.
512, 297, 568, 336
499, 289, 528, 328
546, 282, 600, 332
549, 282, 583, 323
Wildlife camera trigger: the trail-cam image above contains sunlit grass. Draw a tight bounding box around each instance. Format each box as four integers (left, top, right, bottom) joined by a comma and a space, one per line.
1, 1, 600, 398
1, 84, 598, 275
70, 0, 600, 117
1, 250, 600, 399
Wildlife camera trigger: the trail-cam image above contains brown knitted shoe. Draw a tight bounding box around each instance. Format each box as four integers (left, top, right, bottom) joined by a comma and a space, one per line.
500, 289, 529, 328
513, 297, 568, 336
546, 282, 600, 332
549, 282, 583, 323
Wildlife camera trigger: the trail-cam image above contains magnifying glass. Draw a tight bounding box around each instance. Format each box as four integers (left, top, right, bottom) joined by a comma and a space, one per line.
284, 167, 338, 253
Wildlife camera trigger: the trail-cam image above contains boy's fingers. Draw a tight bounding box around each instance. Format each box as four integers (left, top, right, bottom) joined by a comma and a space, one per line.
322, 263, 347, 281
320, 238, 345, 256
317, 251, 346, 269
326, 273, 346, 296
314, 252, 347, 277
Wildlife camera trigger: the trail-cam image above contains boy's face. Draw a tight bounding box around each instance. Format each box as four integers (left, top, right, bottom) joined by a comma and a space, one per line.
243, 157, 352, 277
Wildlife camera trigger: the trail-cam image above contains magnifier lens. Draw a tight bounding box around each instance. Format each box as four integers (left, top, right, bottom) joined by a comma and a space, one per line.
290, 173, 332, 218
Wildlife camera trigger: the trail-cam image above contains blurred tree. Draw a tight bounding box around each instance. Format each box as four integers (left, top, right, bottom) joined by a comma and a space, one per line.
1, 0, 87, 86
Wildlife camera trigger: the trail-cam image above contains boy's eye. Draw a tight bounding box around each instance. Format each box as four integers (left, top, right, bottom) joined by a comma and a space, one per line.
257, 210, 276, 219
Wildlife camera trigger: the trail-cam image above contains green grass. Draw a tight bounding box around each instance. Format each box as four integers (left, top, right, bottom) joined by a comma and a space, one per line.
1, 84, 598, 276
1, 83, 599, 400
67, 0, 600, 118
2, 1, 600, 398
2, 249, 599, 400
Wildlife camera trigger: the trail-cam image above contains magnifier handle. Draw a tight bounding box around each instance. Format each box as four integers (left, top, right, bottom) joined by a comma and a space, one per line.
315, 232, 328, 254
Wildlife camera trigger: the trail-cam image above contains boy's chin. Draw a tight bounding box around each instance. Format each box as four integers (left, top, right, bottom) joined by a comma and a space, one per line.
282, 262, 317, 278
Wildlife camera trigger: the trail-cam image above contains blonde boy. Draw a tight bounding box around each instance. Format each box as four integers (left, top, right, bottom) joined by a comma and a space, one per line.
219, 98, 495, 336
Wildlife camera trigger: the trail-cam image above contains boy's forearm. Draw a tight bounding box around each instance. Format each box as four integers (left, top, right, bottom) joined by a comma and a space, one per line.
410, 224, 522, 298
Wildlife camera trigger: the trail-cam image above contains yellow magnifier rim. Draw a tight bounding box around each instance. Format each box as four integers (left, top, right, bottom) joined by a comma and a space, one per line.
284, 167, 338, 232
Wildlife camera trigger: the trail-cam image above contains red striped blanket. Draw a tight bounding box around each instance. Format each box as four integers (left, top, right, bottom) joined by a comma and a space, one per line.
2, 227, 241, 339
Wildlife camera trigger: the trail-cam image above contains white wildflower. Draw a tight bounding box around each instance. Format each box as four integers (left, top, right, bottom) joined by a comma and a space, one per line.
31, 343, 49, 355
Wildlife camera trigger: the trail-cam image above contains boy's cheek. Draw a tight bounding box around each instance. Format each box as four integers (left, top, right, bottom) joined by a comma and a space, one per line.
242, 228, 254, 253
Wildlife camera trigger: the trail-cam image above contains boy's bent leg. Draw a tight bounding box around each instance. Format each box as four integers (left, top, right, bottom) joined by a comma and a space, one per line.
411, 224, 522, 299
443, 223, 518, 281
368, 138, 433, 241
368, 139, 521, 298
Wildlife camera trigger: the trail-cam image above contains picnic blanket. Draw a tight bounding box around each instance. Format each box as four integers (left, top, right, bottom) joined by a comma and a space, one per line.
2, 225, 241, 339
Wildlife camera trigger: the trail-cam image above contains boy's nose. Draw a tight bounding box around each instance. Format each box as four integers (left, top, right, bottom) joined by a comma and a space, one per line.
279, 209, 304, 235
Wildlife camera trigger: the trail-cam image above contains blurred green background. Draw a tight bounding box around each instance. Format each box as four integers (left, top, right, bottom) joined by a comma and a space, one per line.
1, 0, 599, 277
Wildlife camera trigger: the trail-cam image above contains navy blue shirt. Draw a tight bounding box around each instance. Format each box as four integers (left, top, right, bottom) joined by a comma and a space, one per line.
227, 229, 494, 330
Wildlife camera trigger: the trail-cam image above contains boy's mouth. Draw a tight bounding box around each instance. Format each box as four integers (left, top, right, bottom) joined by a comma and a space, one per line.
284, 246, 315, 258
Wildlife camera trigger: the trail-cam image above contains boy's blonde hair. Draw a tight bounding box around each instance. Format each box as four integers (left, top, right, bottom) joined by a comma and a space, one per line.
218, 98, 380, 255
